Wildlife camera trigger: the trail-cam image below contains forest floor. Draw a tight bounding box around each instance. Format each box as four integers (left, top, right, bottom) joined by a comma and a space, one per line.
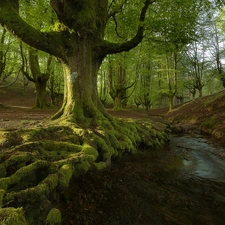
1, 85, 225, 224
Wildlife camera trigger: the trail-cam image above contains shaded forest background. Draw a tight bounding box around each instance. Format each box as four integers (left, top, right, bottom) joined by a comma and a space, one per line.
1, 1, 225, 111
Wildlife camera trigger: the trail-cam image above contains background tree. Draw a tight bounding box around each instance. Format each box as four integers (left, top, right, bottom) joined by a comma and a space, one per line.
47, 58, 64, 107
1, 0, 153, 123
20, 45, 52, 108
0, 27, 21, 88
108, 53, 137, 109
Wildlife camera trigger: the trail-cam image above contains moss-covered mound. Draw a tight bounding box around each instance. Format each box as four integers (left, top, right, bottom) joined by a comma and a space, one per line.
166, 90, 225, 139
0, 117, 169, 225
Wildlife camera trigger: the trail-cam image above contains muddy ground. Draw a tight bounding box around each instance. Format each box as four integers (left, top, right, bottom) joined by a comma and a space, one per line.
1, 87, 225, 225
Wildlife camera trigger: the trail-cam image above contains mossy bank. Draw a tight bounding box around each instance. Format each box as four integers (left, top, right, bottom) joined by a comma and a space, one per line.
0, 117, 169, 225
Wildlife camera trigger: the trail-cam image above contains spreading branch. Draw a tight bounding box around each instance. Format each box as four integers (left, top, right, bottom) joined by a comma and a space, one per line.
100, 0, 154, 56
0, 1, 68, 61
0, 69, 20, 88
108, 0, 127, 19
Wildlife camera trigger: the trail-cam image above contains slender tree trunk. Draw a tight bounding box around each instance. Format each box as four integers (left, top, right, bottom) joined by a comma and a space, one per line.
166, 57, 174, 111
0, 28, 7, 80
34, 79, 48, 108
114, 94, 123, 109
23, 48, 51, 108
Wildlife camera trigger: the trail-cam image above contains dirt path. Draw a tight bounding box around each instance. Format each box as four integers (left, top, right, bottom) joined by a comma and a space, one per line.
0, 106, 167, 130
0, 106, 57, 130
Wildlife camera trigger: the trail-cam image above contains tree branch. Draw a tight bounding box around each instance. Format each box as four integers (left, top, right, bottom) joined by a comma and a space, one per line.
100, 0, 154, 56
108, 0, 127, 19
0, 1, 68, 61
0, 69, 20, 88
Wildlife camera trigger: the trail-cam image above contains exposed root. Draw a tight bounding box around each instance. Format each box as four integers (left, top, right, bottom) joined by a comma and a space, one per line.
0, 117, 170, 224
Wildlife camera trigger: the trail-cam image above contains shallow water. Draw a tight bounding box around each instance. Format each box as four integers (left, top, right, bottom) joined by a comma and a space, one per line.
169, 134, 225, 180
60, 133, 225, 225
156, 134, 225, 224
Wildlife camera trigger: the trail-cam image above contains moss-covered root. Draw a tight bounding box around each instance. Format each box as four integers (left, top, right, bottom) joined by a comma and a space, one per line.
0, 207, 27, 225
0, 118, 169, 225
45, 208, 62, 225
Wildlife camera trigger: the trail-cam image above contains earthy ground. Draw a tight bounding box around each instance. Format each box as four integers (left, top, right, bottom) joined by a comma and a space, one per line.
0, 85, 167, 130
1, 86, 225, 225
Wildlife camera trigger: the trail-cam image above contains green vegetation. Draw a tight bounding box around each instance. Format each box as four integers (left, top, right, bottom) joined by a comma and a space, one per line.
0, 0, 225, 224
0, 120, 169, 224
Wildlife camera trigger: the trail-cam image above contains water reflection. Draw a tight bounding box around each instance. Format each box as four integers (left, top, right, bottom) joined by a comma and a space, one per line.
169, 134, 225, 180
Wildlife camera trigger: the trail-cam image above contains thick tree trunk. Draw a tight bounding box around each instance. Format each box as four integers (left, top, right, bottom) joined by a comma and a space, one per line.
52, 42, 106, 124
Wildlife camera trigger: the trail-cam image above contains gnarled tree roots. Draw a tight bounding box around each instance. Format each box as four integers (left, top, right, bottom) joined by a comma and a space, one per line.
0, 117, 169, 224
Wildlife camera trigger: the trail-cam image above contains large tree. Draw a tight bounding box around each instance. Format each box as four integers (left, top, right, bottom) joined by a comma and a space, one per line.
0, 1, 224, 224
0, 0, 152, 124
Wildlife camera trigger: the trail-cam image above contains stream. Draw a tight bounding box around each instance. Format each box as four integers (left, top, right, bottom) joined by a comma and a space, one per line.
169, 135, 225, 180
59, 133, 225, 225
156, 134, 225, 225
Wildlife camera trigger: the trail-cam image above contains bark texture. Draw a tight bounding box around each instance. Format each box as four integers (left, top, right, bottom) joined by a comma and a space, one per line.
0, 0, 152, 122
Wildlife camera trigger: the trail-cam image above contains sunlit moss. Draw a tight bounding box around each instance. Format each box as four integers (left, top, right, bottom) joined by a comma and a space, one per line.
0, 207, 27, 225
82, 143, 99, 162
58, 164, 73, 189
4, 153, 33, 169
45, 208, 62, 225
10, 160, 49, 185
94, 161, 107, 170
5, 173, 59, 205
73, 160, 91, 176
0, 113, 170, 224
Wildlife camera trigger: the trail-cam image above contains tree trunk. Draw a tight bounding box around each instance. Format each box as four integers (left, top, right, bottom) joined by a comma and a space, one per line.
114, 94, 123, 110
21, 48, 51, 108
0, 28, 6, 78
34, 78, 48, 108
52, 42, 106, 124
168, 95, 174, 111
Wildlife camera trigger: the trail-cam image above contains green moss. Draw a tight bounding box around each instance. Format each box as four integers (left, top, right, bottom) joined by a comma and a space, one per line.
107, 131, 120, 149
74, 160, 90, 175
94, 135, 116, 161
94, 162, 107, 170
58, 164, 73, 189
42, 141, 82, 154
0, 115, 170, 224
45, 208, 61, 225
5, 173, 59, 204
0, 178, 10, 190
0, 165, 6, 179
82, 144, 99, 162
4, 153, 33, 169
201, 117, 218, 132
0, 207, 27, 225
3, 131, 23, 147
10, 160, 49, 185
0, 189, 5, 208
54, 21, 68, 32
